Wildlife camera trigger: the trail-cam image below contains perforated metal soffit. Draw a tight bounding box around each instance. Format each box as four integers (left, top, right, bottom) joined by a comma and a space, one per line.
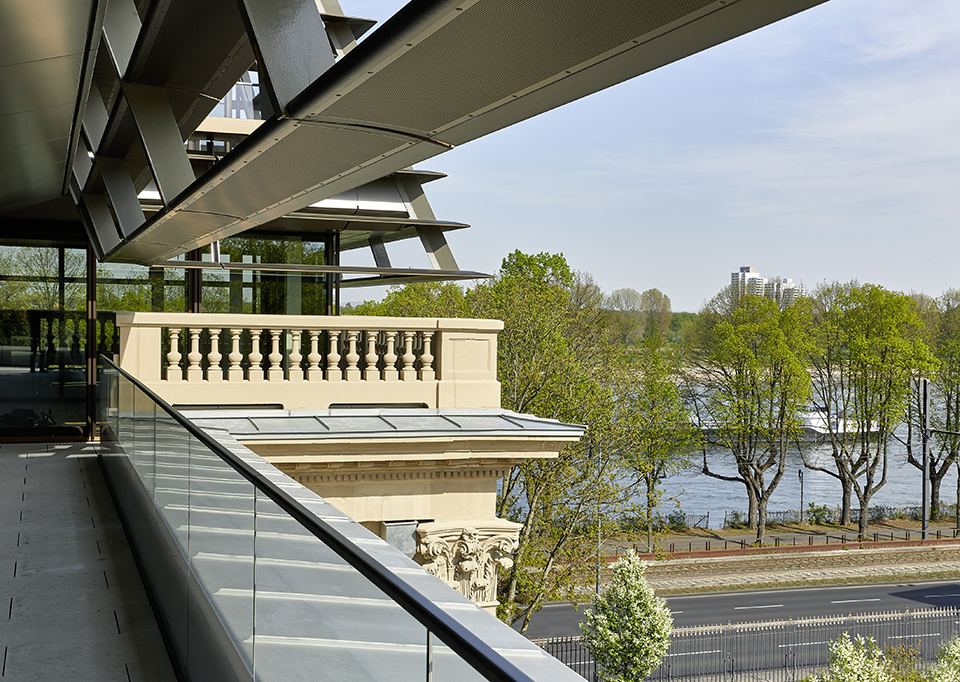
109, 0, 828, 264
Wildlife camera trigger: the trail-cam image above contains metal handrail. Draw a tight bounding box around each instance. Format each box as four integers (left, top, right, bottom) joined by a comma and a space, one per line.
100, 355, 535, 682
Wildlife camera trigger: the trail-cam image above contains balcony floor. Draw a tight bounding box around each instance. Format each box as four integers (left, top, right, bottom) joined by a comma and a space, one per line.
0, 442, 176, 681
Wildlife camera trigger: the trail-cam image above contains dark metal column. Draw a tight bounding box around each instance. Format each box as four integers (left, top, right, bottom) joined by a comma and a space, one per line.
186, 249, 202, 313
86, 244, 97, 439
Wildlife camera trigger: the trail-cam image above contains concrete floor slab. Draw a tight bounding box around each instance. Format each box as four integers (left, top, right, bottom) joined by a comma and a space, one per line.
0, 442, 176, 681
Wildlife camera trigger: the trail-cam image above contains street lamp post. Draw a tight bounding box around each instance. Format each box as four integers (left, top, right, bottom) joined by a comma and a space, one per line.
799, 468, 804, 524
922, 377, 931, 540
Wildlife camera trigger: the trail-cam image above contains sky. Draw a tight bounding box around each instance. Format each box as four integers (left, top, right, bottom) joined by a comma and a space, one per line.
340, 0, 960, 312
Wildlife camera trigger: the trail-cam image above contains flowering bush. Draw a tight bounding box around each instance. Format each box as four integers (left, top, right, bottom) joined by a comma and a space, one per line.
812, 633, 892, 682
579, 550, 672, 682
929, 637, 960, 682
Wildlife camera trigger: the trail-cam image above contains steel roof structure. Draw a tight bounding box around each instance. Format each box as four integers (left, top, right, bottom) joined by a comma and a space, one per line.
0, 0, 828, 276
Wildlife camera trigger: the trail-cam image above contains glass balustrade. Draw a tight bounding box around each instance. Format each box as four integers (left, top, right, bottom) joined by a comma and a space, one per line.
100, 357, 498, 682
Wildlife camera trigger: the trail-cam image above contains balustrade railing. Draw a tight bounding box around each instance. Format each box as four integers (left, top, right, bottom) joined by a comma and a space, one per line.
114, 313, 502, 410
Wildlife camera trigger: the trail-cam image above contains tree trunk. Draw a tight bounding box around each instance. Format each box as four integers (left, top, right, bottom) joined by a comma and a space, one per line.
756, 497, 768, 543
840, 477, 853, 525
931, 469, 941, 522
747, 485, 758, 531
645, 474, 655, 551
857, 497, 869, 539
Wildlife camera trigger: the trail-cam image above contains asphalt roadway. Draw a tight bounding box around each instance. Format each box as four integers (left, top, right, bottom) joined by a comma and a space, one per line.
520, 579, 960, 637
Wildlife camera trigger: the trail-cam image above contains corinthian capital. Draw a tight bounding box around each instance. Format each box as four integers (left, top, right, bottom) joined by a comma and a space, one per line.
415, 519, 522, 610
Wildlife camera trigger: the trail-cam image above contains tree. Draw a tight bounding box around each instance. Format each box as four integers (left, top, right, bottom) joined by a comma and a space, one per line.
580, 550, 672, 682
903, 290, 960, 521
349, 251, 635, 632
606, 287, 672, 344
618, 333, 699, 550
607, 287, 644, 345
688, 291, 813, 541
641, 288, 672, 339
806, 282, 936, 536
349, 281, 468, 318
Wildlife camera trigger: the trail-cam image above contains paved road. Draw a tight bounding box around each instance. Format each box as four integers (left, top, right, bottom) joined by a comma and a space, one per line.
521, 579, 960, 637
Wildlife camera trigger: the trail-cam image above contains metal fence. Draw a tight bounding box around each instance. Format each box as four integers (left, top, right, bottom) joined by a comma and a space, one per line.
532, 607, 960, 681
724, 503, 955, 528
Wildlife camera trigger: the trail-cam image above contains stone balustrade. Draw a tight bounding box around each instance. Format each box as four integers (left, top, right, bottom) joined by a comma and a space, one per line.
114, 312, 502, 410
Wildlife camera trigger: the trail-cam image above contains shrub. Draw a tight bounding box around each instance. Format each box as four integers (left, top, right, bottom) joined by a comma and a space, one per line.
666, 507, 688, 531
812, 633, 892, 682
580, 550, 672, 682
807, 503, 833, 525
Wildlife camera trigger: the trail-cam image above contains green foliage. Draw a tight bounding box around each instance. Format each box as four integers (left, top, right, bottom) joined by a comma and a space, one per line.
348, 281, 468, 318
349, 251, 638, 631
808, 282, 938, 534
807, 503, 833, 525
689, 291, 814, 540
618, 332, 699, 548
580, 550, 672, 682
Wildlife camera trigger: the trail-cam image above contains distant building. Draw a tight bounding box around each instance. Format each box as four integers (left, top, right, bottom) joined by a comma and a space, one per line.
731, 266, 804, 306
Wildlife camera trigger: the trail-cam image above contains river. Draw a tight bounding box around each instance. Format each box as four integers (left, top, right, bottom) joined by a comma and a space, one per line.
657, 438, 958, 529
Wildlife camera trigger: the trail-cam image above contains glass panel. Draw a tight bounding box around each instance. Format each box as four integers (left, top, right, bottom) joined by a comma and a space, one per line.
207, 236, 328, 315
0, 245, 88, 437
154, 407, 190, 546
187, 434, 256, 677
131, 386, 156, 498
432, 633, 489, 682
252, 491, 428, 682
98, 262, 186, 313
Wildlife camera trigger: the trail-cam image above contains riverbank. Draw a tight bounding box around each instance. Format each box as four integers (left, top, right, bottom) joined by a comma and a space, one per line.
597, 520, 960, 595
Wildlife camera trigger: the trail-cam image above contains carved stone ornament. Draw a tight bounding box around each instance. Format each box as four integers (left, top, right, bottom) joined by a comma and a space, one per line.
415, 520, 522, 609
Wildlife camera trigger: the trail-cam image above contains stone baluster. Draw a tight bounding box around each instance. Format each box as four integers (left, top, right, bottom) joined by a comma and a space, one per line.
289, 330, 303, 382
419, 331, 435, 381
344, 330, 360, 381
363, 330, 380, 382
267, 329, 284, 381
306, 330, 322, 381
382, 331, 398, 381
400, 331, 416, 381
326, 330, 342, 382
249, 329, 263, 382
186, 328, 203, 382
166, 328, 182, 382
228, 329, 243, 381
207, 328, 222, 382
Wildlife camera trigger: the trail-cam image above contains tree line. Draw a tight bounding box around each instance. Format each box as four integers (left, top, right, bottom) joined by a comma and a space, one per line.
347, 251, 960, 630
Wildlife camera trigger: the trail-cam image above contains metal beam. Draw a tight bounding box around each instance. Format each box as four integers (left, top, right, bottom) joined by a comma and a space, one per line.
236, 0, 336, 114
368, 234, 392, 268
98, 156, 146, 237
122, 82, 195, 205
416, 225, 459, 271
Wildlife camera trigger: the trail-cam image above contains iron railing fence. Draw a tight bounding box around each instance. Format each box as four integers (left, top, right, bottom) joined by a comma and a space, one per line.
533, 607, 960, 681
724, 503, 955, 529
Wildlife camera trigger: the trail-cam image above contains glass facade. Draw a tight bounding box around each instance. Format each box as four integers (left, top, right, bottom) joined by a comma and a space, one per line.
203, 235, 331, 315
0, 245, 90, 438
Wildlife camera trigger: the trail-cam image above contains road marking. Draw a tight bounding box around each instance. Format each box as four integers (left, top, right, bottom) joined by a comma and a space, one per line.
673, 611, 683, 614
666, 649, 722, 657
889, 633, 941, 640
926, 593, 960, 598
734, 604, 783, 610
830, 598, 881, 604
779, 641, 832, 648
